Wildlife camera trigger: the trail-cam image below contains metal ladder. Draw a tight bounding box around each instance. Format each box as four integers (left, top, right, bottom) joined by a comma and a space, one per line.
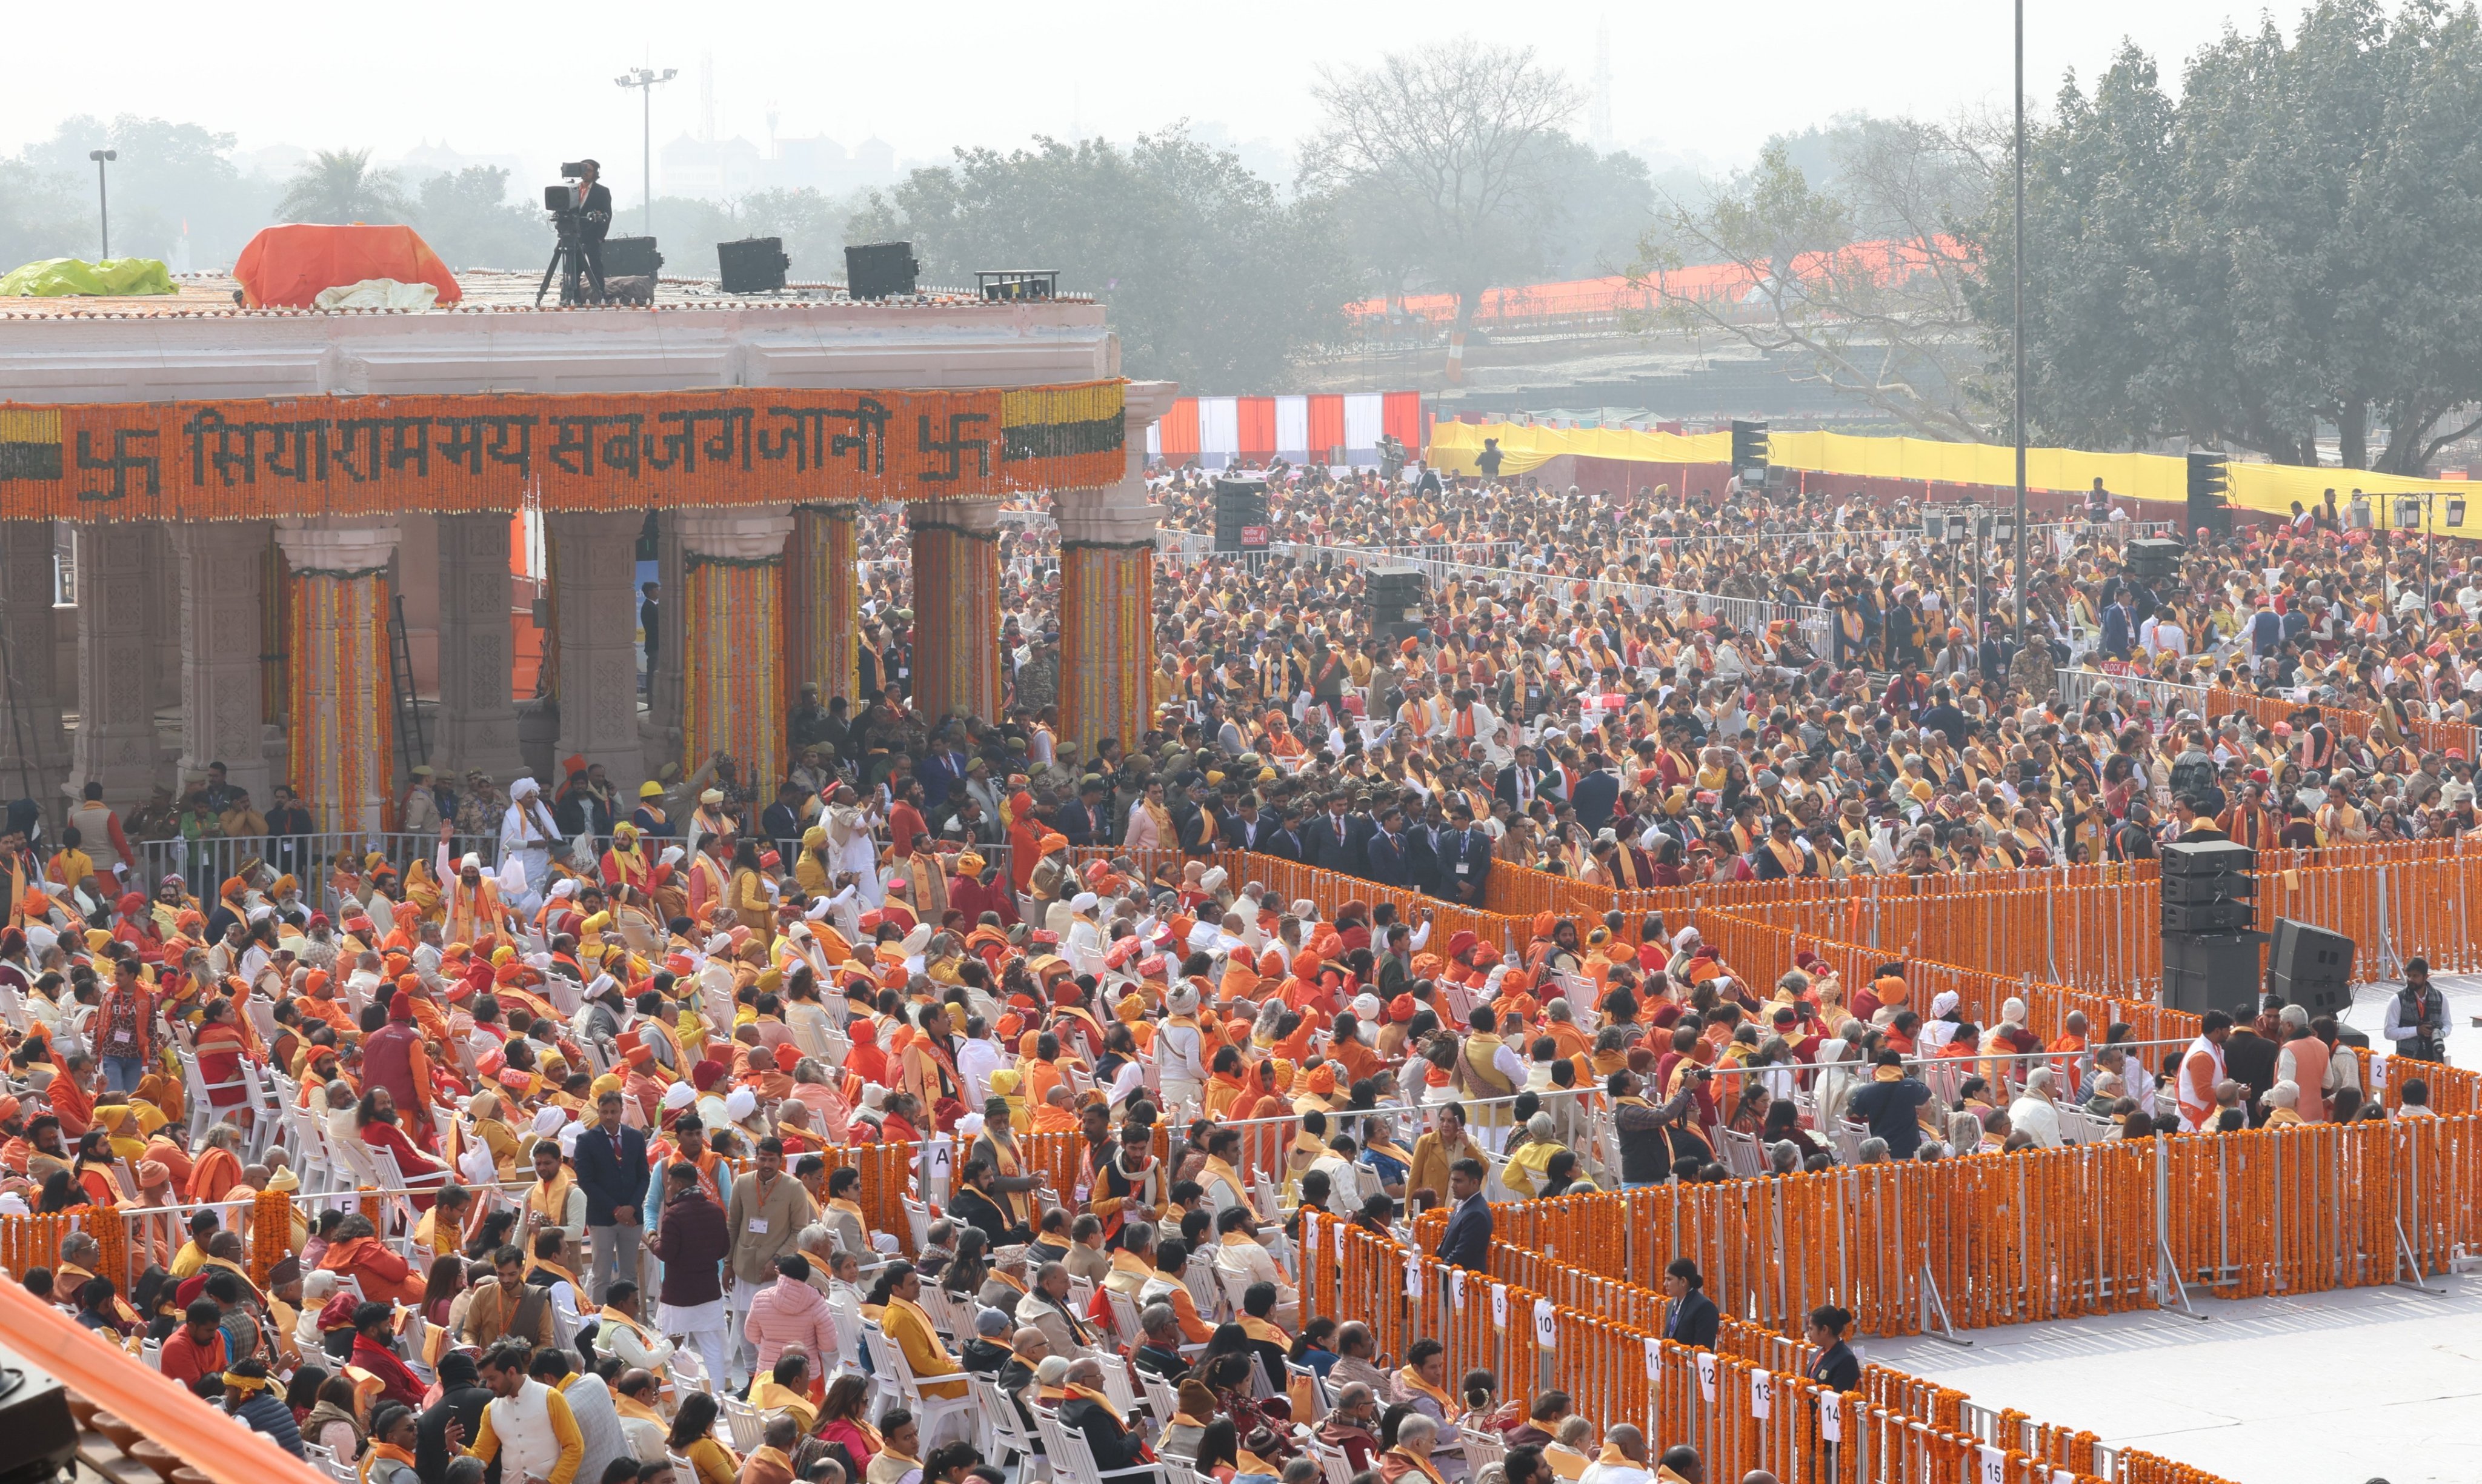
388, 594, 427, 778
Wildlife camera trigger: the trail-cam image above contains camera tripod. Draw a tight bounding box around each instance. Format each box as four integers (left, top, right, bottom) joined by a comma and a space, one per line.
534, 213, 606, 307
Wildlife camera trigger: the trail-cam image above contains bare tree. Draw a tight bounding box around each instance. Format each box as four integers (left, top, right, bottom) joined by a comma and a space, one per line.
1632, 117, 1996, 441
1302, 39, 1584, 339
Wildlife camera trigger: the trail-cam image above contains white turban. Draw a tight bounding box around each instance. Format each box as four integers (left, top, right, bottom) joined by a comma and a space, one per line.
531, 1106, 568, 1136
662, 1081, 697, 1111
1070, 892, 1099, 914
724, 1086, 758, 1123
461, 853, 482, 872
550, 879, 580, 900
511, 777, 541, 799
660, 847, 686, 868
1929, 991, 1961, 1019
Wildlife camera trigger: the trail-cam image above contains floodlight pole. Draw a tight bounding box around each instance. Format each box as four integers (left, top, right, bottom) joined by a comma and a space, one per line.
616, 67, 678, 237
88, 148, 116, 259
2012, 0, 2028, 651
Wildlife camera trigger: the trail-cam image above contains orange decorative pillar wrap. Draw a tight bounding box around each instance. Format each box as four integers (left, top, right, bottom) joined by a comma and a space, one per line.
678, 508, 795, 790
906, 499, 1002, 723
788, 502, 860, 704
1057, 380, 1179, 754
276, 519, 401, 832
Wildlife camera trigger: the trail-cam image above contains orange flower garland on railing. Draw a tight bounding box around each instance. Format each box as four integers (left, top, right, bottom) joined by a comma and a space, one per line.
249, 1187, 295, 1285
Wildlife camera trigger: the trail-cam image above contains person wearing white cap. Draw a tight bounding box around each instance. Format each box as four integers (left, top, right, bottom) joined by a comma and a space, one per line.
500, 776, 564, 914
434, 825, 509, 945
1157, 983, 1208, 1117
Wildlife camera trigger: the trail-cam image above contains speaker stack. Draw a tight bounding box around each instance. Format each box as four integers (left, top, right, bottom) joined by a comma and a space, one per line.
2159, 839, 2267, 1016
1365, 567, 1431, 645
2128, 537, 2185, 587
1211, 476, 1270, 559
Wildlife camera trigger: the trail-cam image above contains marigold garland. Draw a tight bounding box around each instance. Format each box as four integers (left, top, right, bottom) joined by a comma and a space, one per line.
0, 382, 1126, 522
250, 1186, 295, 1285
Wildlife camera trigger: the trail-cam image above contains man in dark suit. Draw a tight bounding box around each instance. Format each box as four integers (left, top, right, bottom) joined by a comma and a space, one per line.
1260, 805, 1305, 863
1060, 1356, 1150, 1469
1439, 804, 1492, 905
1494, 744, 1548, 813
1660, 1257, 1720, 1349
1434, 1157, 1493, 1271
571, 1088, 649, 1305
1223, 794, 1279, 853
1403, 805, 1442, 893
1056, 777, 1111, 847
1365, 803, 1412, 887
567, 159, 613, 296
1570, 753, 1621, 833
1306, 792, 1368, 874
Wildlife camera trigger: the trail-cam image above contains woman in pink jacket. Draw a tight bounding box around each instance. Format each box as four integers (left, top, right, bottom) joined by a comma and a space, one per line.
742, 1251, 843, 1376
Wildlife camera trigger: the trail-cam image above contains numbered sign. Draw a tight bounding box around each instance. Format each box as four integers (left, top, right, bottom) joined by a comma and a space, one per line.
1451, 1269, 1468, 1312
1695, 1352, 1715, 1402
1492, 1283, 1509, 1329
1403, 1253, 1424, 1299
1333, 1220, 1346, 1257
1532, 1299, 1557, 1350
1977, 1445, 2007, 1484
1820, 1392, 1842, 1443
1643, 1339, 1661, 1382
1750, 1370, 1771, 1420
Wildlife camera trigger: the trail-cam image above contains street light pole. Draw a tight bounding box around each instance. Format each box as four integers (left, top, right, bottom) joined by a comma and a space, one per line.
2012, 0, 2029, 651
88, 148, 116, 259
614, 66, 678, 237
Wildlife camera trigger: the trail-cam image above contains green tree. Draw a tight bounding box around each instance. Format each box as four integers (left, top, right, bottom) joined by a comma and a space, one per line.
1980, 1, 2482, 472
853, 129, 1352, 391
1642, 127, 1992, 441
22, 114, 278, 266
277, 148, 410, 225
0, 159, 87, 270
411, 167, 543, 270
1301, 39, 1586, 338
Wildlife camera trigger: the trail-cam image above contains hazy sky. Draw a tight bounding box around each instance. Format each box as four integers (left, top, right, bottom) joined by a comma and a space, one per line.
5, 0, 2323, 190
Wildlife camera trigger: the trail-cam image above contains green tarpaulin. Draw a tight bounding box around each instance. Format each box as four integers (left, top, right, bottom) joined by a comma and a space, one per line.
0, 257, 176, 297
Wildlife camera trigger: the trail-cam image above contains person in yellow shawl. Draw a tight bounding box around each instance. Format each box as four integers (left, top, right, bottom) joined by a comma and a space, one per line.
748, 1351, 819, 1428
874, 1260, 968, 1399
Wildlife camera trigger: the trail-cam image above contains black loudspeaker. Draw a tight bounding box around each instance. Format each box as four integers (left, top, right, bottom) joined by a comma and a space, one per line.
2162, 932, 2269, 1016
2161, 839, 2254, 879
2161, 871, 2252, 904
845, 241, 919, 299
2163, 900, 2257, 933
717, 236, 791, 293
1212, 477, 1269, 554
1366, 567, 1430, 643
604, 236, 664, 278
2128, 537, 2186, 584
2186, 495, 2234, 541
2268, 917, 2355, 1016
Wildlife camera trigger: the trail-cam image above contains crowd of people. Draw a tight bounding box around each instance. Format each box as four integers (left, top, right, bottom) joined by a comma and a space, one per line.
1, 454, 2471, 1484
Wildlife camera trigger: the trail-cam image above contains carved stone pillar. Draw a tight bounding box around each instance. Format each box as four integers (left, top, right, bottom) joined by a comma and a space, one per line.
546, 511, 644, 788
0, 522, 69, 807
677, 508, 795, 787
171, 521, 276, 811
640, 516, 687, 782
787, 503, 860, 706
275, 519, 401, 833
434, 514, 523, 782
1056, 381, 1178, 755
70, 522, 162, 804
905, 500, 1003, 724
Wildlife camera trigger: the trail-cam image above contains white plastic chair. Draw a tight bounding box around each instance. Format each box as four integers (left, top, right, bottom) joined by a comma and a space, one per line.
863, 1321, 978, 1446
719, 1395, 765, 1452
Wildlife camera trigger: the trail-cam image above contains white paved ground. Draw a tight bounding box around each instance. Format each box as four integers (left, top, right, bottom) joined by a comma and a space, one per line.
1855, 973, 2482, 1484
1870, 1270, 2482, 1483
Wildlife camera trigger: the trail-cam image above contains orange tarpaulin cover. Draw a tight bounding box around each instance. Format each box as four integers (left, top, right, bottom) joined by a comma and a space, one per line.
232, 223, 462, 308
